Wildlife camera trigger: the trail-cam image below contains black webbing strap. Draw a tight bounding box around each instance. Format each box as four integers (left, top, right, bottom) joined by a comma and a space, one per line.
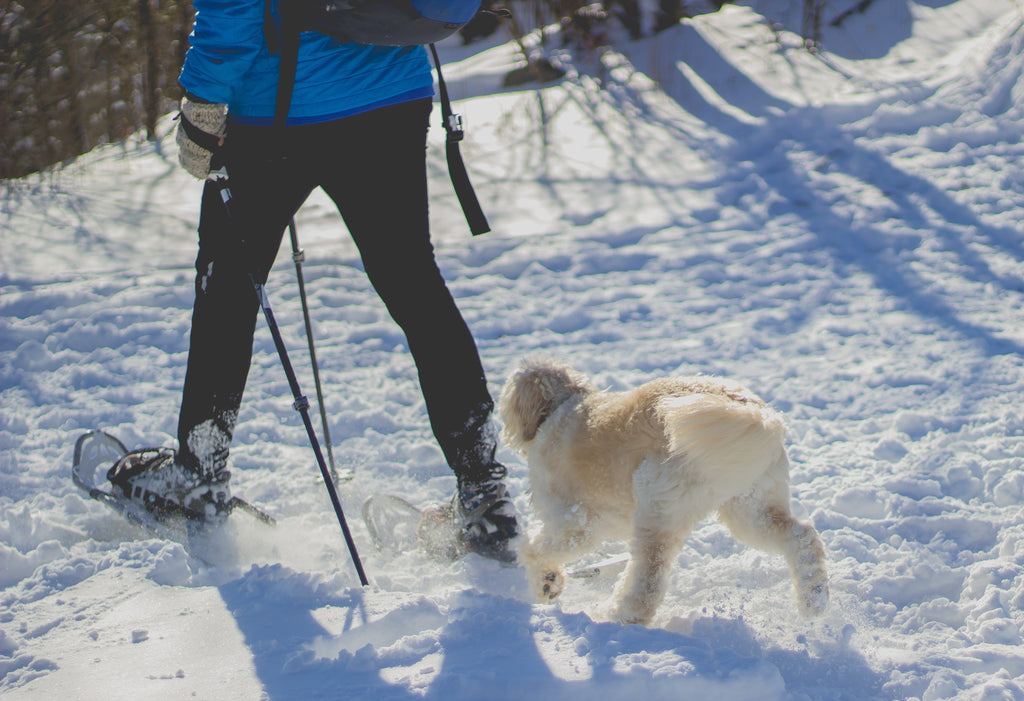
263, 0, 280, 54
429, 43, 490, 236
274, 16, 301, 129
179, 112, 222, 153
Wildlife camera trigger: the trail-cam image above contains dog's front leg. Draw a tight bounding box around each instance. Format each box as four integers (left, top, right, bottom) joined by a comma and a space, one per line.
612, 526, 685, 626
521, 520, 595, 602
521, 534, 568, 602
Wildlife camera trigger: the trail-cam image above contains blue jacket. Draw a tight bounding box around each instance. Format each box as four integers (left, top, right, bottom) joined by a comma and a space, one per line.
179, 0, 434, 125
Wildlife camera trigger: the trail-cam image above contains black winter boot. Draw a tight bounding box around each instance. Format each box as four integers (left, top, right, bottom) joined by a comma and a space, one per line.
455, 463, 519, 562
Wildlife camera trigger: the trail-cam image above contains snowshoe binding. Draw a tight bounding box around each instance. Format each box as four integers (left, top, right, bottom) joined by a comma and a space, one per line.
72, 430, 275, 538
107, 446, 233, 526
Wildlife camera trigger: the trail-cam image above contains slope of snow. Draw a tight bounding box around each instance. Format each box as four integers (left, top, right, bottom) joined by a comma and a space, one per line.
3, 1, 1024, 698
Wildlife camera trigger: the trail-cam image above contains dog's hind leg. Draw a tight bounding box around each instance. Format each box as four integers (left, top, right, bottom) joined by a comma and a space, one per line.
717, 454, 828, 616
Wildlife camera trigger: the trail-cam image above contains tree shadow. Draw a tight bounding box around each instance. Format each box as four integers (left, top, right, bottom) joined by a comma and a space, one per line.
756, 0, 961, 60
598, 20, 1024, 357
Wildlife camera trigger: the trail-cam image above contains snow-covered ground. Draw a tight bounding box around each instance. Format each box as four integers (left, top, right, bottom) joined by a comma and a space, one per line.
4, 1, 1024, 698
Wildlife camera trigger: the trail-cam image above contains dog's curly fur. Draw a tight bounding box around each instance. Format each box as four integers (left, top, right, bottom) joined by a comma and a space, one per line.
499, 357, 828, 626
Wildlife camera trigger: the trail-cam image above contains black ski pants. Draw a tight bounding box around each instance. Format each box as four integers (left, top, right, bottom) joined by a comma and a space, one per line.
176, 98, 496, 478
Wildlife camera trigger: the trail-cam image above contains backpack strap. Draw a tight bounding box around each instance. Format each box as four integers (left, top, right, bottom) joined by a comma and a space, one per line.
274, 28, 300, 129
267, 0, 300, 130
263, 0, 280, 54
430, 43, 490, 236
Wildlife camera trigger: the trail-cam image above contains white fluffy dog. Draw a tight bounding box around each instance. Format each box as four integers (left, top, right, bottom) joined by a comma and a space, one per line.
499, 357, 828, 626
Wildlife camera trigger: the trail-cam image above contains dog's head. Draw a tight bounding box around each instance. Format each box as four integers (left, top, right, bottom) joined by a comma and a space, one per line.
498, 357, 596, 453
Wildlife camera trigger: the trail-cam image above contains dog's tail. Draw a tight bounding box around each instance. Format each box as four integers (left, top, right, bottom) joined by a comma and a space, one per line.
659, 393, 788, 493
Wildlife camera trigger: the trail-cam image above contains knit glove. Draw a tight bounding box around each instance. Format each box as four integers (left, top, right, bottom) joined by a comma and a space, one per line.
176, 95, 228, 179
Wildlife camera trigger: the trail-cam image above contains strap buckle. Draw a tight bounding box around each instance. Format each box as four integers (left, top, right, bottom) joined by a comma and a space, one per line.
446, 113, 465, 142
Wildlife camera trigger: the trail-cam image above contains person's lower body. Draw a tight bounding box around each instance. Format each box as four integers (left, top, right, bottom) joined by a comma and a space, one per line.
171, 98, 516, 552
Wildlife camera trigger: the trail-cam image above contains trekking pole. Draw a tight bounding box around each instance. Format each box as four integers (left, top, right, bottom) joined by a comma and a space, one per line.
287, 219, 343, 486
270, 15, 340, 487
208, 163, 368, 587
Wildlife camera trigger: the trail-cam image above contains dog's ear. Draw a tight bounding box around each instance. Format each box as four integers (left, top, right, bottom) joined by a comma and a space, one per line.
498, 358, 593, 451
498, 366, 549, 450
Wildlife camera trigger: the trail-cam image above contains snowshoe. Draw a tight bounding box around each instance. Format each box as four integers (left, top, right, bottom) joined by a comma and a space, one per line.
72, 430, 275, 538
361, 492, 495, 562
566, 552, 631, 579
361, 491, 631, 579
418, 499, 468, 562
362, 487, 518, 564
362, 493, 428, 554
359, 493, 465, 560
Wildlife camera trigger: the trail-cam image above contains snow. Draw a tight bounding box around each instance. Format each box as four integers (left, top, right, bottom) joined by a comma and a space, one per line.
3, 0, 1024, 698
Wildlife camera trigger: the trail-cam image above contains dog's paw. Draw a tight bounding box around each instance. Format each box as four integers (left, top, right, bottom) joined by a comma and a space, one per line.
539, 569, 566, 601
798, 580, 829, 617
792, 528, 829, 616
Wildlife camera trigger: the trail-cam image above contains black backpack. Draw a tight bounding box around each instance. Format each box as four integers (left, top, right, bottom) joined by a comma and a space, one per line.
290, 0, 483, 46
266, 0, 500, 235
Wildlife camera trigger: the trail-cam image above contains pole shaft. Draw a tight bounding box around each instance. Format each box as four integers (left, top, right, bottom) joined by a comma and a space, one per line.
288, 219, 340, 485
212, 170, 368, 586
